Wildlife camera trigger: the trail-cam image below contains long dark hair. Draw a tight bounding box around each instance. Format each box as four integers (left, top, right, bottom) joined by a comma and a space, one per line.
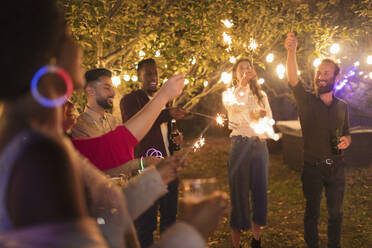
232, 58, 264, 107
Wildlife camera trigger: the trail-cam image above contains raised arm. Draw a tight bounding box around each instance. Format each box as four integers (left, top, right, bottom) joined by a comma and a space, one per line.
123, 73, 184, 142
285, 32, 299, 87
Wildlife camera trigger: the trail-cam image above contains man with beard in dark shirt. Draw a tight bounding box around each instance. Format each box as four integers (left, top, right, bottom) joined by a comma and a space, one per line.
285, 33, 351, 248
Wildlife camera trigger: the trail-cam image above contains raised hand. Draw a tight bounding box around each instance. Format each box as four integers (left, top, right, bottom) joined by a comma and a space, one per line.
285, 32, 297, 53
154, 155, 186, 184
158, 73, 185, 101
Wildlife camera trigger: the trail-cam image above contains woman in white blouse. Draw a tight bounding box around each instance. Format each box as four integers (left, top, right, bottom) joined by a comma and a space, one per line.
223, 59, 272, 248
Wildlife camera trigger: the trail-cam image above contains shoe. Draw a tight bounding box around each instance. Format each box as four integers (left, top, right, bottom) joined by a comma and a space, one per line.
251, 238, 261, 248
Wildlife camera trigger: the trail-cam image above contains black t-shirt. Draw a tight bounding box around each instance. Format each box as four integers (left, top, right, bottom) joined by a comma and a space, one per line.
290, 81, 350, 161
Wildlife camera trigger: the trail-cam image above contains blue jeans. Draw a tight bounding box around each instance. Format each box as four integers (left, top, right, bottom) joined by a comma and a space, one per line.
302, 162, 345, 248
228, 136, 269, 230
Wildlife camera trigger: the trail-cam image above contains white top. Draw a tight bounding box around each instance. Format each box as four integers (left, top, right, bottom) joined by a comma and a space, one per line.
223, 86, 273, 138
147, 95, 170, 156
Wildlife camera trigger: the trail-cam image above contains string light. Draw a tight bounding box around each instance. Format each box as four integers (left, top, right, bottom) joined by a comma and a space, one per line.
185, 79, 189, 85
123, 74, 131, 81
112, 76, 121, 87
229, 56, 237, 63
139, 50, 146, 58
367, 55, 372, 65
266, 53, 274, 63
155, 50, 161, 57
203, 81, 209, 87
354, 61, 360, 67
297, 70, 301, 75
191, 57, 196, 65
276, 64, 285, 74
131, 75, 138, 82
330, 43, 340, 54
220, 72, 232, 84
258, 78, 265, 85
313, 58, 322, 67
221, 19, 234, 28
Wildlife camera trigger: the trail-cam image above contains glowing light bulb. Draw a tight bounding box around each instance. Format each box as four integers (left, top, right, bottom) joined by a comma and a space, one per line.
313, 58, 322, 67
184, 79, 189, 85
163, 78, 168, 83
297, 70, 301, 75
229, 56, 237, 63
139, 50, 146, 58
367, 56, 372, 65
330, 43, 340, 54
123, 74, 131, 82
203, 81, 208, 87
131, 75, 138, 82
266, 53, 274, 63
258, 78, 265, 85
278, 73, 285, 79
354, 61, 360, 67
155, 50, 160, 57
220, 72, 232, 84
221, 19, 234, 28
112, 76, 121, 87
276, 64, 285, 75
191, 57, 196, 65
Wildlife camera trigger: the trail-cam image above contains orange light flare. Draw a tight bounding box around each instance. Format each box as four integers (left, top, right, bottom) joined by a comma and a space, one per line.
193, 137, 206, 152
249, 117, 280, 141
216, 113, 226, 127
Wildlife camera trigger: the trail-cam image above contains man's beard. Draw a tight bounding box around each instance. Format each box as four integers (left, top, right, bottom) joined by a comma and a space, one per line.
96, 98, 113, 110
316, 78, 336, 95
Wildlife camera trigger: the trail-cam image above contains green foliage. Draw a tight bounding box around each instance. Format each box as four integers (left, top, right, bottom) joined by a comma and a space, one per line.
61, 0, 371, 113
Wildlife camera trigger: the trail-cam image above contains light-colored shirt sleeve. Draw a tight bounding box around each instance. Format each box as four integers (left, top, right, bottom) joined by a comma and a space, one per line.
122, 167, 168, 219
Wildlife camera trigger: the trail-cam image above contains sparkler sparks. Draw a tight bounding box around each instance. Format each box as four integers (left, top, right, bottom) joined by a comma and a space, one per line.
222, 87, 245, 106
248, 38, 258, 51
216, 114, 225, 126
221, 19, 234, 28
193, 137, 205, 152
249, 116, 280, 141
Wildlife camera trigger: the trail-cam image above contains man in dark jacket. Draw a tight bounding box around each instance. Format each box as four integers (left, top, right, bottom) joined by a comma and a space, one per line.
120, 58, 187, 248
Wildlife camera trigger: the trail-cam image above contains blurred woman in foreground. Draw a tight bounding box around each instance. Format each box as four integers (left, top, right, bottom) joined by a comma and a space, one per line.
0, 1, 227, 247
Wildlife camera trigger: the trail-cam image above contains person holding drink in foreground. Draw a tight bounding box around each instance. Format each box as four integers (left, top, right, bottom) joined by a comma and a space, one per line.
223, 59, 273, 248
285, 32, 351, 248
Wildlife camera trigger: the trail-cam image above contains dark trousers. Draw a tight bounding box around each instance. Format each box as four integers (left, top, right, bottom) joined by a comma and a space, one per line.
302, 162, 345, 248
134, 180, 178, 248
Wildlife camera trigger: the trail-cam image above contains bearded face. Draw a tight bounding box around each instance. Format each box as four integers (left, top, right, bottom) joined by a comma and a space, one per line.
314, 62, 338, 95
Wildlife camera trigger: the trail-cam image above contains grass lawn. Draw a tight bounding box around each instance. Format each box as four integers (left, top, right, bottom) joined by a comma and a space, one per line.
178, 136, 372, 248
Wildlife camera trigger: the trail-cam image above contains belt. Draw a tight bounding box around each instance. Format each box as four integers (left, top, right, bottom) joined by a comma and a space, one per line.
305, 157, 344, 168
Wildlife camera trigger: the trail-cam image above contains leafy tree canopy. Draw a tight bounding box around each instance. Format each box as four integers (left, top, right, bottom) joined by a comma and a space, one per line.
61, 0, 372, 119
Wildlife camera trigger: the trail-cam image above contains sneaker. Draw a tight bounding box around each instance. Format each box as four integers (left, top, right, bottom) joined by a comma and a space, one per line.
251, 238, 261, 248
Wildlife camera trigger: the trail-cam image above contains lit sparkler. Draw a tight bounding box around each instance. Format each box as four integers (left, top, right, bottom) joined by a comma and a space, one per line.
249, 116, 280, 141
248, 38, 258, 51
222, 87, 245, 106
221, 19, 234, 28
193, 137, 205, 152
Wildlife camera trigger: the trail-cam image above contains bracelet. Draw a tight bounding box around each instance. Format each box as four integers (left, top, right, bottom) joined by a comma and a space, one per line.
138, 156, 145, 174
